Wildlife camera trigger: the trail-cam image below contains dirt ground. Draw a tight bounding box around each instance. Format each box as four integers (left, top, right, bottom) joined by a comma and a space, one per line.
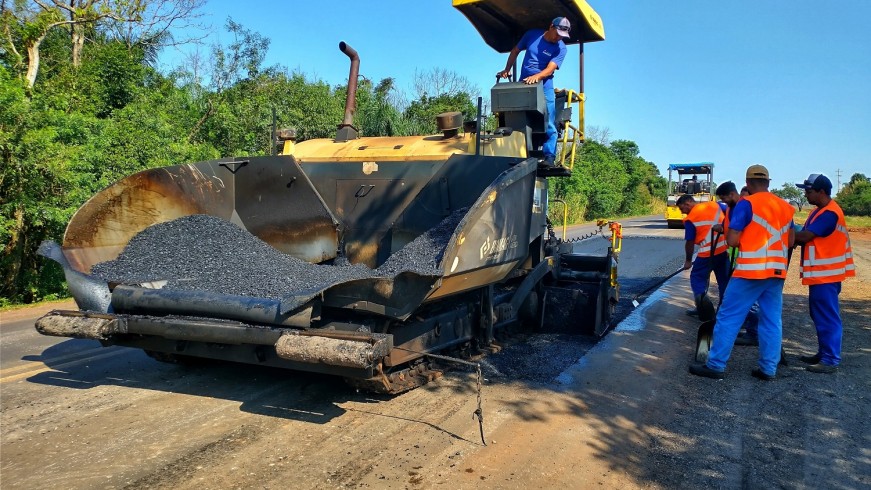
2, 231, 869, 489
423, 231, 870, 490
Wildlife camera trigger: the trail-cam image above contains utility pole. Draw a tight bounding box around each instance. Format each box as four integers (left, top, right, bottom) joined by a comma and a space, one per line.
836, 168, 843, 195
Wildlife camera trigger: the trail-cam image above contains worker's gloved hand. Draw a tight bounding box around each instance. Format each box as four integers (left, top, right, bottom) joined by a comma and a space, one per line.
712, 223, 724, 233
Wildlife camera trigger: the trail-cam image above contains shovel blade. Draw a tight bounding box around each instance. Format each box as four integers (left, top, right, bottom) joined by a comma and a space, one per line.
695, 320, 715, 363
696, 294, 716, 322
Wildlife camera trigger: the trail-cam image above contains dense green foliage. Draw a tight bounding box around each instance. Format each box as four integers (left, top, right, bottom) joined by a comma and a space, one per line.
836, 173, 871, 216
1, 17, 666, 305
549, 140, 666, 225
774, 175, 871, 216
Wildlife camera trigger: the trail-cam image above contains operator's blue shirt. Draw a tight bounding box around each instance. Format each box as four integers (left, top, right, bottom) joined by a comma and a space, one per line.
684, 202, 728, 242
517, 29, 567, 90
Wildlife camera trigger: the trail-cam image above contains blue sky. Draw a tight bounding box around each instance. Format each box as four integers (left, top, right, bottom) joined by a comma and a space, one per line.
160, 0, 870, 194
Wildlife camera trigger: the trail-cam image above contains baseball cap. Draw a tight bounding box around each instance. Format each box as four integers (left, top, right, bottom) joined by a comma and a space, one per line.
796, 173, 833, 193
745, 164, 770, 180
552, 17, 571, 38
715, 181, 737, 196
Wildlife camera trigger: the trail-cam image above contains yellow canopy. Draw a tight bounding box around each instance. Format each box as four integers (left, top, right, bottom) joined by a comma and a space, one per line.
453, 0, 605, 53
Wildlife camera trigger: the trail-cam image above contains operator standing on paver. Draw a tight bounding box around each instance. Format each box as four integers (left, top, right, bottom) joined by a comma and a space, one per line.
793, 173, 855, 374
676, 194, 729, 316
689, 165, 795, 380
496, 17, 570, 167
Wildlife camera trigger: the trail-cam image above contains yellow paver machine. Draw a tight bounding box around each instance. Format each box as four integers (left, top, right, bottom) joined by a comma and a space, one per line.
35, 1, 618, 394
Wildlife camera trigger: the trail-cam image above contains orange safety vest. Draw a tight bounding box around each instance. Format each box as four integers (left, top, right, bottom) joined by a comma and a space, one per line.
733, 192, 795, 280
800, 199, 855, 285
685, 201, 727, 258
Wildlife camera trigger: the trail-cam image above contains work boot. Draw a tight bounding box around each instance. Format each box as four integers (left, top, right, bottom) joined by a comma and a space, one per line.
751, 368, 775, 381
799, 353, 821, 364
688, 363, 725, 380
539, 155, 555, 168
806, 363, 838, 374
734, 333, 759, 346
685, 308, 699, 317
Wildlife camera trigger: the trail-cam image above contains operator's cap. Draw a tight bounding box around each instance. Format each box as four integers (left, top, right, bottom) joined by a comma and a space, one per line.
745, 164, 770, 180
715, 181, 737, 196
796, 173, 833, 193
552, 17, 571, 38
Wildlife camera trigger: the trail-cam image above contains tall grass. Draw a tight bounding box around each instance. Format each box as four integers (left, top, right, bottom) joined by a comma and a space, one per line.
648, 198, 667, 216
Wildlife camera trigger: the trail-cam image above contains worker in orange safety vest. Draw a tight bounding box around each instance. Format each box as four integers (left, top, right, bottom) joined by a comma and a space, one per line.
714, 181, 760, 346
690, 164, 795, 381
793, 173, 855, 374
676, 194, 730, 317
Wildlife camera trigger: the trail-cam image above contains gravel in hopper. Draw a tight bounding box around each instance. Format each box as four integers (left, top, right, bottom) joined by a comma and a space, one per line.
91, 210, 468, 299
375, 207, 468, 277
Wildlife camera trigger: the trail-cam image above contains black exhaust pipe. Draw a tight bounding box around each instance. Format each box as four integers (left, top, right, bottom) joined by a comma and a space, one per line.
336, 41, 359, 142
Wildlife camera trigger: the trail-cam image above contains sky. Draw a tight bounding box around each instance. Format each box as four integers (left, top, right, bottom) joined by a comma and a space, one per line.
159, 0, 870, 194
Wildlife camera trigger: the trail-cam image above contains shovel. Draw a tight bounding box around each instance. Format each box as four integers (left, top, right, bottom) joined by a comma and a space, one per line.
695, 229, 722, 362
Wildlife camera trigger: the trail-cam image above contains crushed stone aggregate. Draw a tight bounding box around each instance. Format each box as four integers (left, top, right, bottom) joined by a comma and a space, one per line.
90, 211, 467, 300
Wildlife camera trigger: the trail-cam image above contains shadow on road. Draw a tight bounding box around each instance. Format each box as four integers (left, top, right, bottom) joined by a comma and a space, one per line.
24, 341, 363, 423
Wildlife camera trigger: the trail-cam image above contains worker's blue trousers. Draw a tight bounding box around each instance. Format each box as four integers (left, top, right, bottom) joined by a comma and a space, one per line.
706, 277, 785, 376
543, 87, 557, 159
809, 282, 843, 366
690, 252, 731, 302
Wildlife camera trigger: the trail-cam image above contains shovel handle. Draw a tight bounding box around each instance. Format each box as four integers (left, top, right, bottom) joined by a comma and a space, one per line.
631, 267, 685, 304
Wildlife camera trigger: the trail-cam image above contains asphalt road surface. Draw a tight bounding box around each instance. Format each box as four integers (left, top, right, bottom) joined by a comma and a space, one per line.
0, 215, 689, 489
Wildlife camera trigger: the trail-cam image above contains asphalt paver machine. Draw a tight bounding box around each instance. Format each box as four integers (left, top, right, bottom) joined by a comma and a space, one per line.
35, 0, 618, 394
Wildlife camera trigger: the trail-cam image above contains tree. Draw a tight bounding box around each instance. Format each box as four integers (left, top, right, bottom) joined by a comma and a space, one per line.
772, 182, 807, 211
836, 173, 871, 216
403, 92, 476, 135
104, 0, 207, 56
552, 140, 628, 220
1, 0, 204, 90
412, 67, 477, 101
400, 67, 479, 135
2, 0, 139, 89
355, 77, 406, 137
585, 125, 611, 145
188, 18, 275, 153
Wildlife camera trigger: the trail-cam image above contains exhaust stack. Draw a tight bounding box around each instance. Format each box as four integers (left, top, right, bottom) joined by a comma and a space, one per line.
336, 41, 360, 142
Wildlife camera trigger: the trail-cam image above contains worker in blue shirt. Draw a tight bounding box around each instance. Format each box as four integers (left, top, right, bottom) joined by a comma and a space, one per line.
794, 173, 855, 373
690, 165, 795, 381
497, 17, 570, 167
